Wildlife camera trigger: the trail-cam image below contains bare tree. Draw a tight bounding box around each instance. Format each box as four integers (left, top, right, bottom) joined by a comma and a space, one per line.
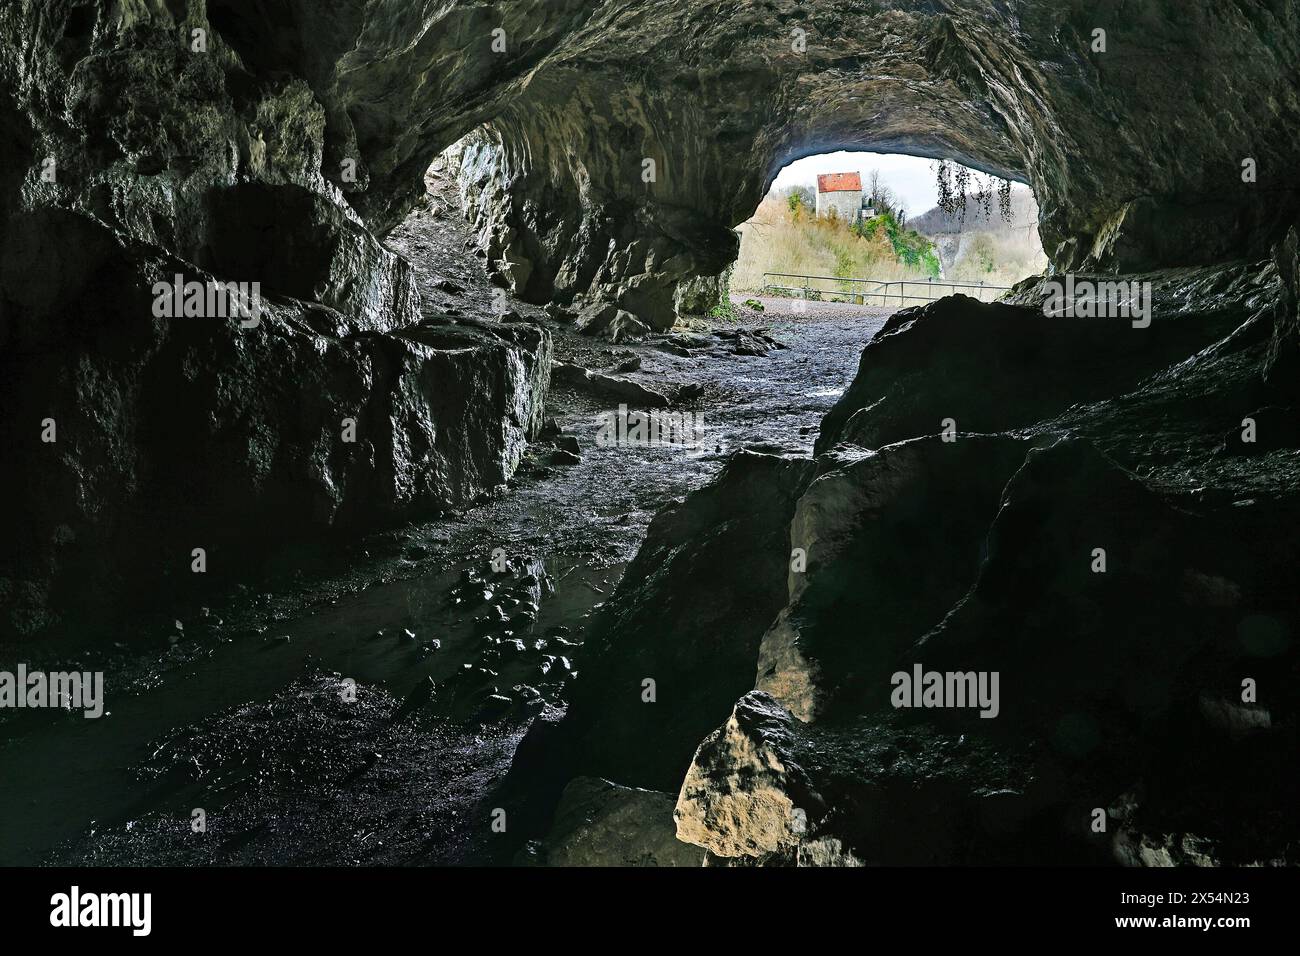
779, 184, 815, 210
865, 169, 898, 217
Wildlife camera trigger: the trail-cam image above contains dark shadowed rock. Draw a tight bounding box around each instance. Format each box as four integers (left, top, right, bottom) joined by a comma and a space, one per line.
550, 361, 671, 408
573, 302, 650, 341
605, 274, 1298, 865
757, 434, 1033, 721
536, 777, 704, 867
0, 216, 550, 638
817, 267, 1269, 454
511, 452, 815, 799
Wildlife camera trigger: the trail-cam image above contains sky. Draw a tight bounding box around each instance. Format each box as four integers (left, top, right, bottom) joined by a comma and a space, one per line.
768, 151, 967, 217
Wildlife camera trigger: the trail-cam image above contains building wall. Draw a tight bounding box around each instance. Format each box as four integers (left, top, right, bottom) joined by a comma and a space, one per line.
816, 189, 863, 222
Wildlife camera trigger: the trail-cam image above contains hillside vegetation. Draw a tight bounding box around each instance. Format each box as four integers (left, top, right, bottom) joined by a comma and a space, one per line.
731, 191, 939, 297
910, 186, 1048, 287
732, 180, 1048, 300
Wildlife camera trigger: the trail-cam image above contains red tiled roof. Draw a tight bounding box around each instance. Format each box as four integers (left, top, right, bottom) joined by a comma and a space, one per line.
817, 172, 862, 193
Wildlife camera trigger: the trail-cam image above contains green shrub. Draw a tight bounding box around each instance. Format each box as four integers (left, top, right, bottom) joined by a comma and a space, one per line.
732, 195, 942, 293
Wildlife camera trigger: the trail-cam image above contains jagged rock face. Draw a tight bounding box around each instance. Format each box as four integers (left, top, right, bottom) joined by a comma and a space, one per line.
658, 262, 1300, 865
0, 2, 418, 325
510, 452, 816, 796
0, 213, 551, 636
757, 434, 1034, 722
0, 3, 552, 637
6, 1, 1299, 329
451, 1, 1300, 326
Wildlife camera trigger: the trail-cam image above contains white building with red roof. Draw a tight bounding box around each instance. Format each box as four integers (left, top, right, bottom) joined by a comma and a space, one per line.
815, 171, 866, 222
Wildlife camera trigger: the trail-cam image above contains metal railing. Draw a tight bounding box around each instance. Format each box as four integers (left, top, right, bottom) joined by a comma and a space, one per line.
761, 272, 1011, 306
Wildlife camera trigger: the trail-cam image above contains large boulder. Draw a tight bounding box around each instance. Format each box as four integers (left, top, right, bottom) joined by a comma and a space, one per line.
590, 264, 1300, 866
572, 302, 650, 342
510, 452, 815, 805
0, 214, 550, 638
678, 436, 1300, 865
550, 361, 670, 408
817, 263, 1269, 454
674, 691, 1045, 865
757, 434, 1032, 722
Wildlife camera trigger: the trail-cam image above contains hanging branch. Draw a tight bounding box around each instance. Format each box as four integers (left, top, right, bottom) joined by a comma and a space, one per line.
936, 162, 1019, 226
953, 165, 970, 223
974, 174, 993, 219
935, 160, 960, 219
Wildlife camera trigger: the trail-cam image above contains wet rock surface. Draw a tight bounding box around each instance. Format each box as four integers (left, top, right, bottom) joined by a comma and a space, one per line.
526, 776, 705, 867
3, 0, 1299, 871
554, 263, 1300, 867
0, 171, 876, 864
7, 3, 1283, 344
452, 0, 1300, 324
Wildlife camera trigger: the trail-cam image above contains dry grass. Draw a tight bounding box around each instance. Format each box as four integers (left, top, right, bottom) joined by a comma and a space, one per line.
731, 198, 933, 295
733, 191, 1049, 302
944, 229, 1048, 289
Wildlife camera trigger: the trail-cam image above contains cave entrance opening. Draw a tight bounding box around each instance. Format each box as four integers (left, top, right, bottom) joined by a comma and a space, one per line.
730, 151, 1047, 312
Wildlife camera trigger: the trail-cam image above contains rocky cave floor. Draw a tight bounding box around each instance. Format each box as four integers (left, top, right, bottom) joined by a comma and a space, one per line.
0, 170, 887, 866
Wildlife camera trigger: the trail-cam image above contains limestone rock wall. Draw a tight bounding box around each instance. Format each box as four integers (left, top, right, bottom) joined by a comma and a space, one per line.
0, 2, 553, 637
8, 1, 1299, 329
534, 257, 1300, 865
2, 0, 1298, 696
450, 0, 1300, 326
666, 262, 1300, 865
